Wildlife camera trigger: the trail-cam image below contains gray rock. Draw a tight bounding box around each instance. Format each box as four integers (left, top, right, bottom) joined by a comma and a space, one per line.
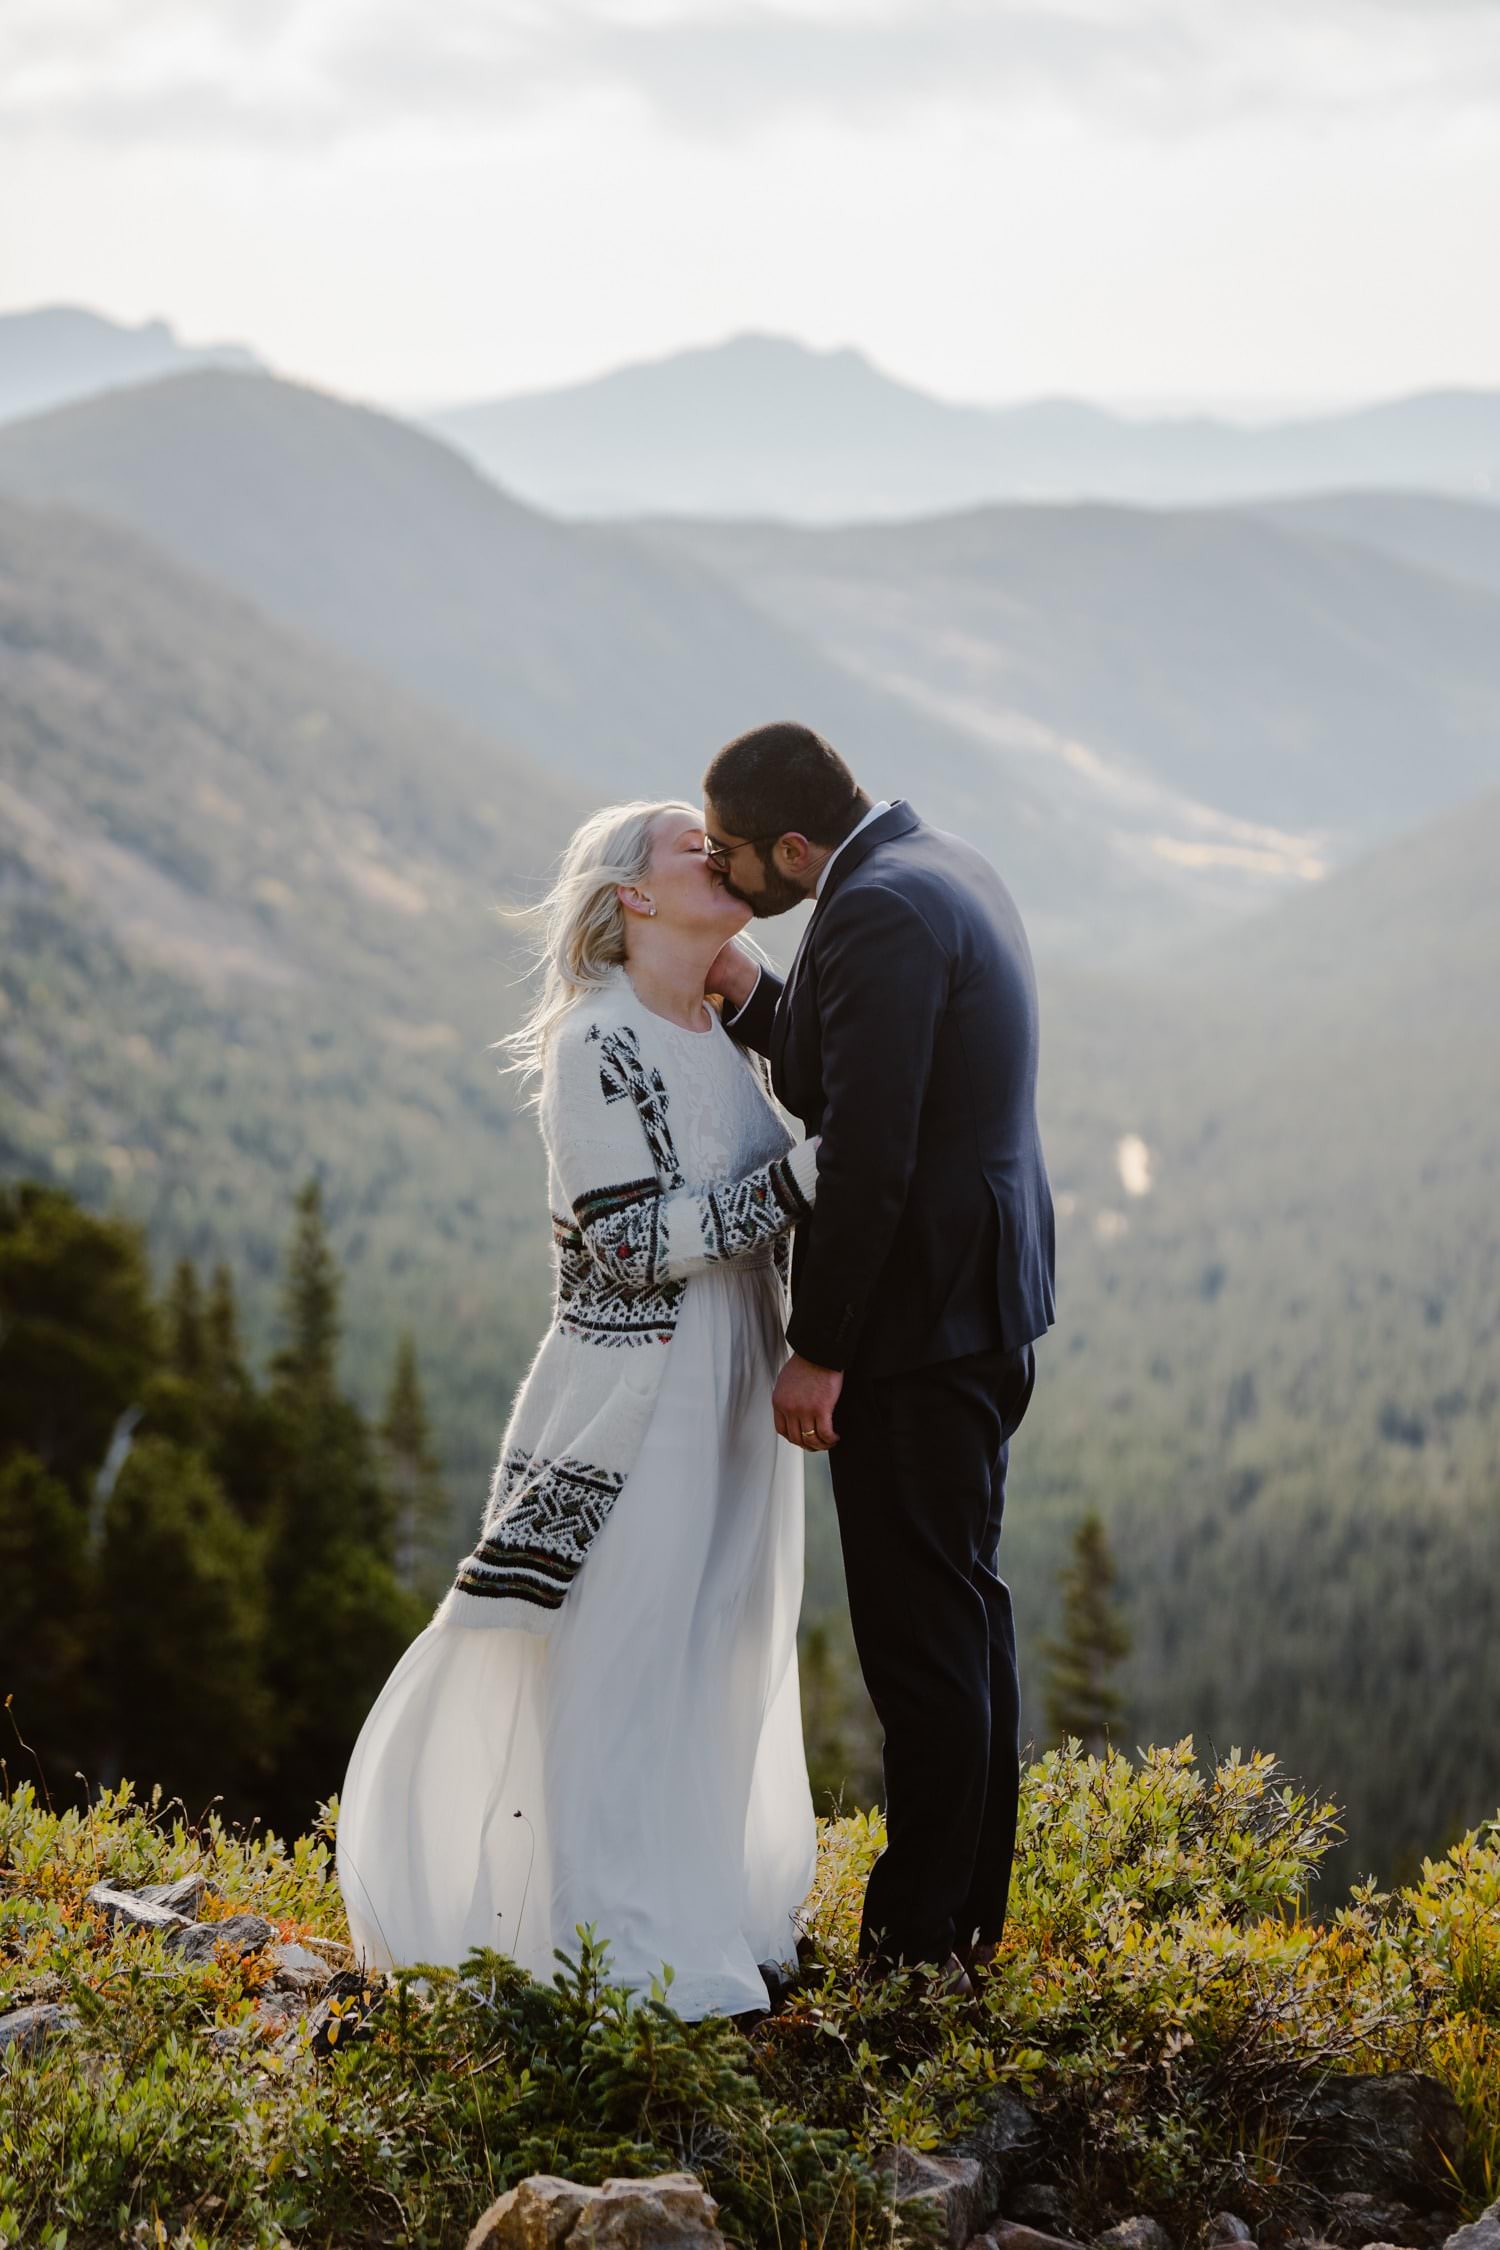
135, 1874, 210, 1917
1326, 2192, 1425, 2247
952, 2087, 1043, 2213
295, 1933, 354, 1963
1004, 2184, 1080, 2238
0, 2002, 77, 2055
571, 2174, 725, 2247
1095, 2223, 1171, 2250
1445, 2204, 1500, 2250
1208, 2220, 1254, 2245
85, 1881, 190, 1932
981, 2225, 1088, 2250
874, 2148, 987, 2249
1292, 2073, 1466, 2206
165, 1913, 275, 1962
465, 2171, 724, 2249
269, 1941, 332, 1994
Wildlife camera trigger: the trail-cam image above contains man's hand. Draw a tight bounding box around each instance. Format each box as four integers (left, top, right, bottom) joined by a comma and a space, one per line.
706, 937, 759, 1012
772, 1353, 844, 1451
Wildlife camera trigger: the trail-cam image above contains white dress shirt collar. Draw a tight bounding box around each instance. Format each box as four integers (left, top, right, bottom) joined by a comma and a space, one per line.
813, 799, 892, 899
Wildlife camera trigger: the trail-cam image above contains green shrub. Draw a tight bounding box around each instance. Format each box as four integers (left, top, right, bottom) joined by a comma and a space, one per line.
3, 1750, 1499, 2248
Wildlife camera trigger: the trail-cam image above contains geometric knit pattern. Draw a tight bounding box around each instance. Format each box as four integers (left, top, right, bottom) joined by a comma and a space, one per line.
452, 1448, 627, 1608
437, 967, 819, 1635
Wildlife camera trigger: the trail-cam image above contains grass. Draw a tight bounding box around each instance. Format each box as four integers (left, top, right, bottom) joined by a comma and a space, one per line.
3, 1742, 1498, 2248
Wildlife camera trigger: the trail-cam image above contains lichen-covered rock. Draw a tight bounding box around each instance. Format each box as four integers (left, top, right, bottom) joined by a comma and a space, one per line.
1325, 2190, 1426, 2247
464, 2171, 723, 2249
85, 1881, 190, 1932
972, 2220, 1084, 2250
465, 2174, 599, 2249
269, 1941, 332, 1993
134, 1873, 210, 1917
874, 2147, 987, 2248
570, 2173, 724, 2246
1444, 2204, 1500, 2250
952, 2086, 1043, 2211
165, 1913, 275, 1962
1292, 2073, 1466, 2206
0, 2003, 77, 2055
1095, 2220, 1172, 2250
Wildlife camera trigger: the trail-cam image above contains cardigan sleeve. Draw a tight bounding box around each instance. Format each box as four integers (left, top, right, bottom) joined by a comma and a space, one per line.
540, 1014, 819, 1291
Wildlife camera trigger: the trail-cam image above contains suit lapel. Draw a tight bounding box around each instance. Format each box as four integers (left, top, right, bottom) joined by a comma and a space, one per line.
771, 800, 920, 1083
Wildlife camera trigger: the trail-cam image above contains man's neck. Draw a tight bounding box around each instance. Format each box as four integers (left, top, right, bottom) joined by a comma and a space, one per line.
809, 794, 879, 898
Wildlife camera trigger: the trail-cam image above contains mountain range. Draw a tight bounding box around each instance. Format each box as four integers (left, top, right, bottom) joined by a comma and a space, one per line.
3, 472, 1494, 1883
0, 306, 261, 427
2, 335, 1498, 1882
6, 370, 1500, 962
428, 332, 1500, 520
637, 494, 1500, 851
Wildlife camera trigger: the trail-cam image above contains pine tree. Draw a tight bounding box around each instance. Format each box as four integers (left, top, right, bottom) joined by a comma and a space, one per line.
99, 1436, 269, 1813
379, 1332, 452, 1596
0, 1180, 159, 1505
0, 1451, 96, 1783
205, 1262, 248, 1396
259, 1183, 421, 1831
270, 1176, 339, 1401
1041, 1511, 1131, 1756
166, 1257, 207, 1382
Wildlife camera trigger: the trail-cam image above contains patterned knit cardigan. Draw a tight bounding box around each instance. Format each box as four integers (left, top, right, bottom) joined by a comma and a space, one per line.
435, 967, 820, 1633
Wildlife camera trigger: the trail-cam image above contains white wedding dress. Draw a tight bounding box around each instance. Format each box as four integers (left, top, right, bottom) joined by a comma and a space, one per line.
336, 1004, 817, 2020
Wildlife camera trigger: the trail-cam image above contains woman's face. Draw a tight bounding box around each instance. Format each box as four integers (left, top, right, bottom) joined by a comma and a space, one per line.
639, 809, 753, 940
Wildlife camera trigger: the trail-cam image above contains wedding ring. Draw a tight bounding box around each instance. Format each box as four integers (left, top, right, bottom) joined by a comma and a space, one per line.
800, 1427, 817, 1438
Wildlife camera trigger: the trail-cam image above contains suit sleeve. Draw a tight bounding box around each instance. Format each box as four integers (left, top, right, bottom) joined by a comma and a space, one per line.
785, 887, 949, 1370
720, 966, 784, 1058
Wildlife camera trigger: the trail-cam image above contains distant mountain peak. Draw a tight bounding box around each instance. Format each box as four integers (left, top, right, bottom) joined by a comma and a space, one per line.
0, 303, 262, 429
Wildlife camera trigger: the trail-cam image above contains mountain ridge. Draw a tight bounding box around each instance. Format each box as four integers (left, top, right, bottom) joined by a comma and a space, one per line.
428, 331, 1500, 519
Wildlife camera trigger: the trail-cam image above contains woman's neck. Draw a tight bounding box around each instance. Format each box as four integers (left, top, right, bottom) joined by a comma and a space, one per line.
620, 935, 717, 1031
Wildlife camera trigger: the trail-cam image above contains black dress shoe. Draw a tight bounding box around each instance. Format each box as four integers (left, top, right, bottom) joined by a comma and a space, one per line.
756, 1957, 799, 2011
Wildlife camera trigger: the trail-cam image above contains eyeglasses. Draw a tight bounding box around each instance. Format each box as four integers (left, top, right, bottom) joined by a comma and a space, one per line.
702, 830, 785, 874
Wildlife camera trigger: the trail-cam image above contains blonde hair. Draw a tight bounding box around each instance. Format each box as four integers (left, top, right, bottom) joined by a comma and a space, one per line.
493, 798, 697, 1097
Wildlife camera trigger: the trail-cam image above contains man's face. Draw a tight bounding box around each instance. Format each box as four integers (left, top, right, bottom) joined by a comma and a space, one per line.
701, 796, 809, 919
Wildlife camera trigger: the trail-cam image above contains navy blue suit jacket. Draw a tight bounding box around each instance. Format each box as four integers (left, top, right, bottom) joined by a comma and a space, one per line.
724, 800, 1056, 1377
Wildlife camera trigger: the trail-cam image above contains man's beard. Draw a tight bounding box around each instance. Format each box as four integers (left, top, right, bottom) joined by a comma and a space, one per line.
724, 862, 807, 918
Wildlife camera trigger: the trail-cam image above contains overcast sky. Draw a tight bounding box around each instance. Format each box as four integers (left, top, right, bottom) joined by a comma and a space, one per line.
4, 0, 1499, 411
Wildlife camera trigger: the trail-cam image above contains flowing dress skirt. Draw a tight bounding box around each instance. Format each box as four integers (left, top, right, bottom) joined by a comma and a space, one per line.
336, 1249, 817, 2020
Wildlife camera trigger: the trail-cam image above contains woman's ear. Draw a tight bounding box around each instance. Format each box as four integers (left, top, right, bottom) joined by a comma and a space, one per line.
619, 885, 656, 919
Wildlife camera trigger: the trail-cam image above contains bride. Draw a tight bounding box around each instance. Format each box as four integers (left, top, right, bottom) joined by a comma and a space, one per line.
336, 800, 822, 2021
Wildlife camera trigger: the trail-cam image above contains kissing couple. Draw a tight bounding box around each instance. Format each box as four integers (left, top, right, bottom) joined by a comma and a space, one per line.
337, 719, 1056, 2022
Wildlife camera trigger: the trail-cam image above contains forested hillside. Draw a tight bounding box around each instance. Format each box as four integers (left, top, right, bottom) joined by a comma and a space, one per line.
4, 369, 1460, 960
0, 372, 1149, 956
638, 503, 1500, 848
1015, 790, 1500, 1886
0, 495, 576, 1492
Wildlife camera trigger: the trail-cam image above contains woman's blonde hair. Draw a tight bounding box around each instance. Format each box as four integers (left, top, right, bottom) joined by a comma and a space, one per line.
493, 798, 696, 1096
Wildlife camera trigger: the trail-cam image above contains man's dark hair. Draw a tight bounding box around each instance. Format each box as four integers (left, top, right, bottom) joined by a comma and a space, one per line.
704, 721, 867, 848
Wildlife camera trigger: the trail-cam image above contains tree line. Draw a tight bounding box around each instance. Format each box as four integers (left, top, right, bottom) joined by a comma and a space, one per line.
0, 1176, 450, 1836
2, 1172, 1133, 1841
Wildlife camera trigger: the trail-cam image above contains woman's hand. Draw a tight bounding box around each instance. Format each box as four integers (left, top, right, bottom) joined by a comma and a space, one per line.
706, 937, 759, 1013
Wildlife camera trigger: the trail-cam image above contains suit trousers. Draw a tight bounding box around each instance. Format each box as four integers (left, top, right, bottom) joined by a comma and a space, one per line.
829, 1338, 1037, 1967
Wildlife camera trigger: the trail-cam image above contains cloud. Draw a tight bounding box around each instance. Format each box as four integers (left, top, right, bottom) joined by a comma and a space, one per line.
4, 0, 1499, 150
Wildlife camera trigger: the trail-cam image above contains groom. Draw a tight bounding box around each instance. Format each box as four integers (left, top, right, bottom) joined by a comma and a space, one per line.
703, 720, 1056, 1991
